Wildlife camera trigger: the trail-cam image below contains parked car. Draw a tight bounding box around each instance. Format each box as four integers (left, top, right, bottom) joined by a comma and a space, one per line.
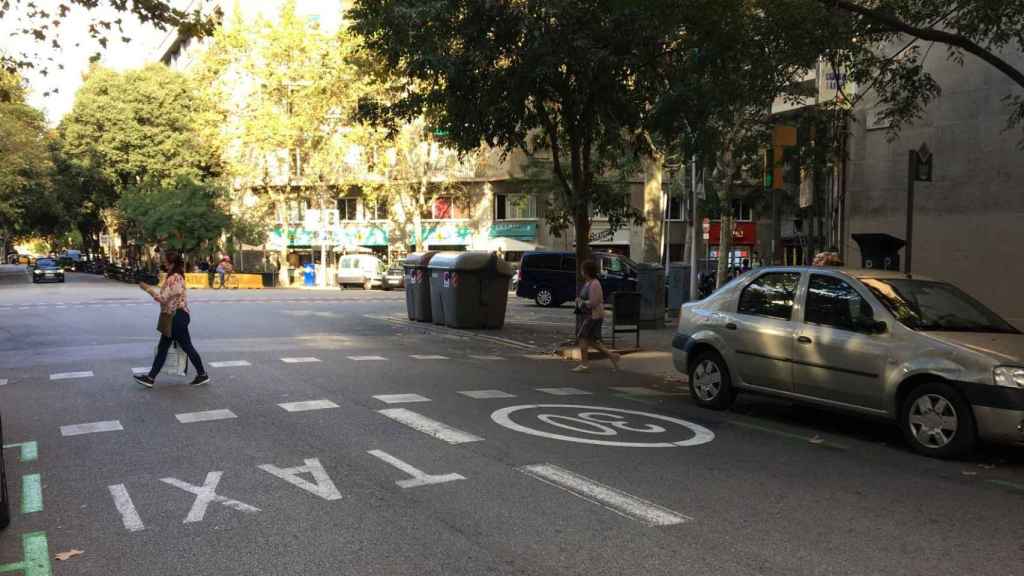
515, 250, 638, 307
380, 266, 405, 290
673, 266, 1024, 459
31, 258, 65, 283
337, 254, 386, 290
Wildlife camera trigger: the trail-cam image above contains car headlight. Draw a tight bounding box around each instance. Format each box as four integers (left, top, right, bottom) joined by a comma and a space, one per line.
993, 366, 1024, 388
33, 269, 42, 274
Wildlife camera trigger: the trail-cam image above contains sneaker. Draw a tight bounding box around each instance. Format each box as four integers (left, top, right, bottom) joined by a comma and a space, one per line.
571, 365, 590, 373
134, 375, 155, 389
190, 374, 211, 387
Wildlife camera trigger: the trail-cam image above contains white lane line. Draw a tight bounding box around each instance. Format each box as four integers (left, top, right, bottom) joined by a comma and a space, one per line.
131, 367, 150, 375
50, 371, 94, 381
610, 387, 686, 397
61, 420, 123, 437
175, 409, 237, 424
377, 408, 483, 445
281, 357, 321, 364
373, 393, 431, 404
108, 484, 145, 532
278, 399, 339, 412
367, 449, 465, 488
410, 355, 449, 360
209, 360, 251, 368
469, 355, 505, 361
0, 379, 7, 386
458, 389, 517, 399
349, 355, 387, 361
537, 387, 592, 396
519, 464, 691, 526
55, 305, 66, 309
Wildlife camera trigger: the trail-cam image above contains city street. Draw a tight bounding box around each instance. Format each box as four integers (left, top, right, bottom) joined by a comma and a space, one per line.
1, 267, 1022, 576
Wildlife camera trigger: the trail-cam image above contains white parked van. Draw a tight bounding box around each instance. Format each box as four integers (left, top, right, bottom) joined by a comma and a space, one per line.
337, 254, 386, 290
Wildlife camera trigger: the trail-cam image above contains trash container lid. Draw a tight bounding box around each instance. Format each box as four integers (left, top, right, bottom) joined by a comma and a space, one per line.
403, 251, 438, 268
428, 251, 513, 276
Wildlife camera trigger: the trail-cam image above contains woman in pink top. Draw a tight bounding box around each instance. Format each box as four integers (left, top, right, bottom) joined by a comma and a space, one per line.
135, 250, 209, 388
574, 260, 620, 373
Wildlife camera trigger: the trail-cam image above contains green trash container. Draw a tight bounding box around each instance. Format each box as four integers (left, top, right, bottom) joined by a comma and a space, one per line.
403, 252, 437, 322
429, 252, 513, 329
427, 253, 459, 325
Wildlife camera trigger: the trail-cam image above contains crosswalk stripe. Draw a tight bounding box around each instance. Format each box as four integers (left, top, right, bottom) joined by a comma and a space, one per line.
176, 409, 237, 424
377, 408, 483, 444
468, 355, 505, 361
209, 360, 251, 368
278, 399, 339, 412
610, 387, 686, 397
373, 393, 431, 404
349, 355, 387, 361
520, 464, 690, 526
0, 379, 7, 386
458, 389, 516, 399
537, 387, 592, 396
280, 357, 321, 364
61, 420, 123, 437
410, 355, 449, 360
50, 371, 94, 381
131, 367, 149, 375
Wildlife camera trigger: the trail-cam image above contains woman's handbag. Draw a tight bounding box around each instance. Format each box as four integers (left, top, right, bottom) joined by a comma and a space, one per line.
157, 312, 173, 337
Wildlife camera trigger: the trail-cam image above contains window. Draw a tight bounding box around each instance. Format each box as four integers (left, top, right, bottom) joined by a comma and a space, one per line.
738, 272, 801, 320
338, 198, 358, 221
805, 275, 874, 332
288, 200, 308, 224
524, 253, 563, 270
731, 199, 753, 222
367, 199, 389, 220
668, 196, 684, 221
432, 196, 459, 219
495, 194, 537, 220
862, 278, 1018, 334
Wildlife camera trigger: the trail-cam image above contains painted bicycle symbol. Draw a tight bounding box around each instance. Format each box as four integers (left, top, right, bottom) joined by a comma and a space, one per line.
491, 405, 714, 448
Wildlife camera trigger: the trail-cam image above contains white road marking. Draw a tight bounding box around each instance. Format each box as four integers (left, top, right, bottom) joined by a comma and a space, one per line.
611, 387, 685, 397
469, 355, 505, 361
209, 360, 251, 368
0, 379, 7, 386
281, 357, 321, 364
458, 389, 517, 399
367, 449, 465, 488
278, 399, 339, 412
537, 387, 592, 396
520, 463, 691, 526
258, 458, 342, 501
524, 354, 559, 360
55, 305, 66, 309
161, 471, 260, 523
50, 371, 94, 381
410, 354, 449, 360
377, 408, 483, 445
349, 355, 387, 361
108, 484, 145, 532
131, 367, 149, 375
61, 420, 123, 437
373, 394, 431, 404
175, 409, 237, 424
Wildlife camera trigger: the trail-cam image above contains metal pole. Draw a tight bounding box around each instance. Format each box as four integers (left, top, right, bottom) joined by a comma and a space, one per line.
906, 150, 915, 274
689, 155, 699, 301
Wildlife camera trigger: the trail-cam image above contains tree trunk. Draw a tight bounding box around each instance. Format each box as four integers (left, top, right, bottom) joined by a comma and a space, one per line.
414, 179, 427, 252
276, 197, 290, 287
574, 207, 592, 286
716, 198, 733, 288
641, 153, 664, 264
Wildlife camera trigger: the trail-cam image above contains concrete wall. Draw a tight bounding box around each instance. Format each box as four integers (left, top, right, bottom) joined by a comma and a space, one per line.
845, 44, 1024, 325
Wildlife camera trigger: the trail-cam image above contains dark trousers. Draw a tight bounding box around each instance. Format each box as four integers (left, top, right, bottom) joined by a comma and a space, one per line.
149, 310, 205, 378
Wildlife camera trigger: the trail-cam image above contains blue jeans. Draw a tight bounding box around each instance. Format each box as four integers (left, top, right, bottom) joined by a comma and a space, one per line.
149, 310, 205, 378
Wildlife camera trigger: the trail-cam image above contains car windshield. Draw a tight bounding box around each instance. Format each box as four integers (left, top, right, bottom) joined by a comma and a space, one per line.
861, 278, 1019, 334
36, 259, 56, 267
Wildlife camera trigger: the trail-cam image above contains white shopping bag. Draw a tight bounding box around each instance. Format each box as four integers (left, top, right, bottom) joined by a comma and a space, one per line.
157, 343, 189, 376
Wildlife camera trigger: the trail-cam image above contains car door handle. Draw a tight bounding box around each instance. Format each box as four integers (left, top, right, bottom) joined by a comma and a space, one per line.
725, 323, 737, 330
797, 336, 812, 344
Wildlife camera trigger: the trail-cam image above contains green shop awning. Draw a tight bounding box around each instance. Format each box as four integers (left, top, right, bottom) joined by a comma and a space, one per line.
489, 221, 537, 240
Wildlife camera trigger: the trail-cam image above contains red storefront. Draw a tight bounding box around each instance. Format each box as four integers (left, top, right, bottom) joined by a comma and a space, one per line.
707, 221, 758, 268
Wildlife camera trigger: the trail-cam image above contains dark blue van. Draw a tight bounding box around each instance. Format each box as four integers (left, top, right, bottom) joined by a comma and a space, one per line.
515, 251, 639, 307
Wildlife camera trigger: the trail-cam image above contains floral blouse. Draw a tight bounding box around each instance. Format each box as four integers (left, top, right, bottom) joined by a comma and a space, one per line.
155, 273, 190, 315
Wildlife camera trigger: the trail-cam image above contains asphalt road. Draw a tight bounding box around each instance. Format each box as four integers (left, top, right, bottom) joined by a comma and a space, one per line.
1, 268, 1022, 576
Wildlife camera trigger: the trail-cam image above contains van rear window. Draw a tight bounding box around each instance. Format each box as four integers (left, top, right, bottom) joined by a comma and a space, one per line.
524, 254, 563, 270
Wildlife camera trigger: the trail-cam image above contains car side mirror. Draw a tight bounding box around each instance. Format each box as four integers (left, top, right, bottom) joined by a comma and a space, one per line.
870, 320, 888, 334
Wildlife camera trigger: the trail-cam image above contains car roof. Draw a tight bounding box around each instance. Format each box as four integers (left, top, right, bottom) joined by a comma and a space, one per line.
752, 266, 936, 282
523, 250, 616, 257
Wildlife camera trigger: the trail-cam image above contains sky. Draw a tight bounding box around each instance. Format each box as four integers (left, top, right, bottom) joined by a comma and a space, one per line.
1, 0, 182, 125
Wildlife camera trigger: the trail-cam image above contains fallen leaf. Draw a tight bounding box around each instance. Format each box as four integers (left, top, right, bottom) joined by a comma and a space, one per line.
808, 436, 825, 445
55, 549, 83, 561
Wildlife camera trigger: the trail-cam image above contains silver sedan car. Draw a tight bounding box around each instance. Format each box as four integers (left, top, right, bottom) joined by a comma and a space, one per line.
673, 267, 1024, 459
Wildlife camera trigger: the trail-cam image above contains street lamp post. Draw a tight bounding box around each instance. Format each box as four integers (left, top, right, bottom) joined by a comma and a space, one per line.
905, 142, 932, 275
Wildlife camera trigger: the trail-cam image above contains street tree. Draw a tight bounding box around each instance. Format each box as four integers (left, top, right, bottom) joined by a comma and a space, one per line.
117, 177, 231, 256
350, 0, 677, 279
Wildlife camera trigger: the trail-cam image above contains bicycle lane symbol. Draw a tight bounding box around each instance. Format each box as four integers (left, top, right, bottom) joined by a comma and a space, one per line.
490, 405, 714, 447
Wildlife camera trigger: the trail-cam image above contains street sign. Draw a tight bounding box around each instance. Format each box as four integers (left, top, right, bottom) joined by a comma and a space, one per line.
702, 218, 710, 234
914, 143, 933, 182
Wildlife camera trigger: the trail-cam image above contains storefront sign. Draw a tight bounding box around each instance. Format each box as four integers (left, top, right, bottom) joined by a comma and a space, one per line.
489, 222, 537, 240
707, 222, 757, 246
271, 225, 388, 248
412, 223, 475, 245
336, 225, 388, 247
588, 225, 631, 245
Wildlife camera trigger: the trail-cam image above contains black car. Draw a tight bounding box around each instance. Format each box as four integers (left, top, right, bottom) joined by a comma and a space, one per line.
380, 266, 405, 290
31, 258, 65, 283
515, 250, 638, 307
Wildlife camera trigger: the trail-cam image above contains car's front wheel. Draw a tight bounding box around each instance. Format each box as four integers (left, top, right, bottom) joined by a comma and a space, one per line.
901, 382, 976, 459
688, 350, 736, 410
534, 287, 556, 307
